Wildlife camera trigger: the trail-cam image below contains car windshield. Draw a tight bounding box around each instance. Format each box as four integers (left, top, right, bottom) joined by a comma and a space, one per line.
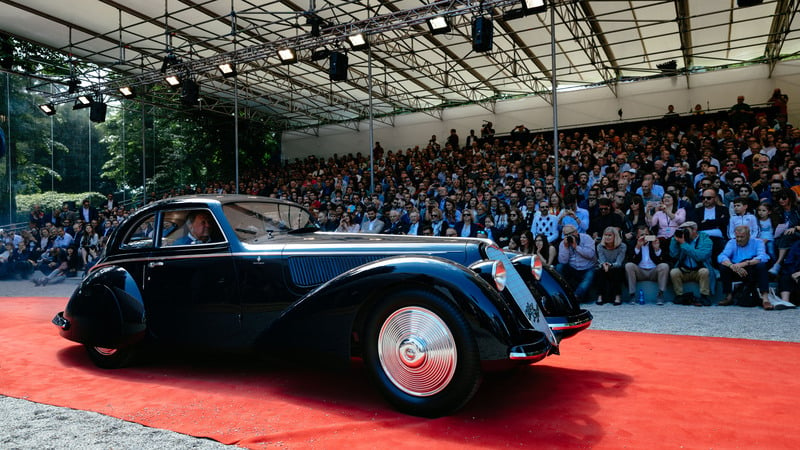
223, 201, 317, 243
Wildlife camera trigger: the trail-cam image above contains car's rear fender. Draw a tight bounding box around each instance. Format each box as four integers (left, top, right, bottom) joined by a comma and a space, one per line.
259, 255, 538, 367
59, 266, 146, 349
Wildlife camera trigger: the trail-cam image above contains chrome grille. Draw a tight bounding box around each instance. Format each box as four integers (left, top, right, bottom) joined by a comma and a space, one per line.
288, 255, 384, 287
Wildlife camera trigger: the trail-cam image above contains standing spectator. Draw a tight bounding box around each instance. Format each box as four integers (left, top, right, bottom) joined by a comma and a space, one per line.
669, 221, 716, 306
717, 225, 771, 308
595, 227, 627, 305
728, 95, 755, 128
625, 225, 671, 305
556, 224, 597, 303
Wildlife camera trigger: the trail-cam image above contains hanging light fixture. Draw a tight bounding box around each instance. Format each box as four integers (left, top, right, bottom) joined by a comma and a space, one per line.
217, 62, 237, 78
38, 103, 56, 116
277, 48, 297, 64
118, 86, 136, 99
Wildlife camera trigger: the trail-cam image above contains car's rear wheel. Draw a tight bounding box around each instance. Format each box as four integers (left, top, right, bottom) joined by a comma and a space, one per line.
363, 290, 481, 417
85, 345, 136, 369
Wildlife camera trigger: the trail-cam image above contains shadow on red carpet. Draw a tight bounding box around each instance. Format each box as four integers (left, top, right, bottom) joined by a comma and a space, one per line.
2, 297, 799, 449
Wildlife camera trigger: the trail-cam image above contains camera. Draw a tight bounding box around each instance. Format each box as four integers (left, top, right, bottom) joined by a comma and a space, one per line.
674, 229, 684, 239
645, 235, 657, 242
565, 235, 575, 245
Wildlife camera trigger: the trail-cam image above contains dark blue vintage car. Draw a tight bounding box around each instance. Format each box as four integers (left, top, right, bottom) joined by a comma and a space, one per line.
53, 195, 591, 416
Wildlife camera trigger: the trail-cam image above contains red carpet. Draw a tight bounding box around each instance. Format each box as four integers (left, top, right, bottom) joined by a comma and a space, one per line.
2, 297, 799, 449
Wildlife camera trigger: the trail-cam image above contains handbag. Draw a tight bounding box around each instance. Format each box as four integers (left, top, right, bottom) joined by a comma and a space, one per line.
730, 282, 760, 307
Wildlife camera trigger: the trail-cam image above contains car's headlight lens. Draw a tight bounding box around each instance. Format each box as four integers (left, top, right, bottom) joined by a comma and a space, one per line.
492, 260, 507, 291
531, 254, 543, 281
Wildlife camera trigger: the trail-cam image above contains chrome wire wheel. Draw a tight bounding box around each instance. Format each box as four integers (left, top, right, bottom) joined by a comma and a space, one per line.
377, 306, 457, 397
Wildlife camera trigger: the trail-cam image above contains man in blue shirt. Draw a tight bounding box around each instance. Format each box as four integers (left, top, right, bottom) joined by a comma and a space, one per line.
717, 225, 770, 307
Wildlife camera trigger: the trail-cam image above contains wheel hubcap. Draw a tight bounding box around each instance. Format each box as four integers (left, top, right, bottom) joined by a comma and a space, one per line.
378, 306, 456, 397
94, 347, 118, 356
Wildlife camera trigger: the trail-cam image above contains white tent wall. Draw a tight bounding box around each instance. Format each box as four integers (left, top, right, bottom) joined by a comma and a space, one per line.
281, 61, 800, 161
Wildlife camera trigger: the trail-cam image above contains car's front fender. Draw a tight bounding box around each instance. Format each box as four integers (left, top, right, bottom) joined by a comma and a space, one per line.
260, 255, 540, 367
58, 266, 146, 349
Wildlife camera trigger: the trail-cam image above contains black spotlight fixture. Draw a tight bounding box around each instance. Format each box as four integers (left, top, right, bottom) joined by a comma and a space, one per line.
329, 52, 348, 81
656, 60, 678, 74
277, 48, 297, 65
118, 86, 136, 99
347, 33, 369, 51
181, 78, 200, 106
304, 13, 327, 37
67, 77, 81, 94
737, 0, 763, 7
160, 53, 179, 73
472, 17, 493, 53
311, 47, 331, 61
72, 94, 93, 110
38, 103, 56, 116
217, 62, 237, 78
90, 100, 107, 123
427, 15, 452, 35
521, 0, 547, 15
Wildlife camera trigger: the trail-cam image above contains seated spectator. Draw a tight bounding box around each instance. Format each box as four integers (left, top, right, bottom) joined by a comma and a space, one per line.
517, 230, 535, 255
717, 225, 771, 308
534, 233, 556, 266
625, 225, 671, 305
532, 200, 559, 243
595, 227, 627, 305
689, 187, 729, 257
382, 209, 409, 235
727, 197, 758, 239
589, 198, 624, 240
360, 205, 385, 234
556, 224, 597, 303
768, 188, 800, 275
453, 209, 479, 237
756, 202, 778, 260
669, 221, 716, 306
0, 242, 12, 279
776, 239, 800, 308
647, 191, 686, 242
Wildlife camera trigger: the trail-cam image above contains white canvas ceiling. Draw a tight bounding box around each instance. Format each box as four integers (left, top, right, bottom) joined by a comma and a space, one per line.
1, 0, 797, 133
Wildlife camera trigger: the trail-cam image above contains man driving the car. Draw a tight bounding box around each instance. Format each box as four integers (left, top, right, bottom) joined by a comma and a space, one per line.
173, 211, 215, 245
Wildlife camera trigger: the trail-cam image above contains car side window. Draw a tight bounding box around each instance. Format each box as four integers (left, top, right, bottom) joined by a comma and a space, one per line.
161, 209, 223, 247
119, 214, 156, 250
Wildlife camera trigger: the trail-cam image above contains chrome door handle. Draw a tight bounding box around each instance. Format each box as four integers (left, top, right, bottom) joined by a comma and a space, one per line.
148, 261, 164, 268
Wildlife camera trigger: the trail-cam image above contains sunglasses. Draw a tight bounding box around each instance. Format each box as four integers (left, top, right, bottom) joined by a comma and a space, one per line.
703, 196, 716, 200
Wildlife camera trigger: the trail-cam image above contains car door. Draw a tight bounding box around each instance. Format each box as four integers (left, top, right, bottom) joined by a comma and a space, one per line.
144, 208, 241, 348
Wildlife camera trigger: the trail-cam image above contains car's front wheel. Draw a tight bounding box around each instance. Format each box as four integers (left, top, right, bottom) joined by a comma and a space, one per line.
363, 290, 481, 417
85, 345, 137, 369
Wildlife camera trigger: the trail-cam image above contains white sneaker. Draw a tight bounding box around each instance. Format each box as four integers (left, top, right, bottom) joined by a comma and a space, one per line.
768, 263, 781, 276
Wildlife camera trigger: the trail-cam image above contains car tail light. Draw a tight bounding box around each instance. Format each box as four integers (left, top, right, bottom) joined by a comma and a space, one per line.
492, 260, 507, 291
531, 255, 543, 281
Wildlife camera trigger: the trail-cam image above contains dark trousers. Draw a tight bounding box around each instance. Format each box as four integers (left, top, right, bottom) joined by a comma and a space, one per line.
719, 262, 769, 294
555, 264, 595, 302
595, 266, 624, 302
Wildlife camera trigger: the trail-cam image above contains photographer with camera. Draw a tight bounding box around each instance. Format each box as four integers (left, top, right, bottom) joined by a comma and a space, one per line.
625, 225, 671, 305
669, 221, 717, 306
556, 224, 597, 303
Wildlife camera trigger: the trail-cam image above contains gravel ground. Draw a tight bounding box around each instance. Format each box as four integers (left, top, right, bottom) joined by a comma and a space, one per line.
1, 277, 798, 449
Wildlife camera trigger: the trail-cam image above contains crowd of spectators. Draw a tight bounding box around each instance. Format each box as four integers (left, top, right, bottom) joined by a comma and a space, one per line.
2, 93, 799, 310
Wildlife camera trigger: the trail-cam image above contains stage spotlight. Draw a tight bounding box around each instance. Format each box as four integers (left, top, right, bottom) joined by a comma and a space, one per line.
521, 0, 547, 14
472, 17, 493, 53
90, 101, 107, 123
277, 48, 297, 65
427, 16, 452, 35
329, 52, 348, 82
347, 33, 369, 51
67, 77, 80, 94
181, 79, 199, 106
311, 47, 330, 61
304, 14, 326, 37
38, 103, 56, 116
160, 53, 179, 73
165, 74, 181, 87
118, 86, 136, 99
218, 62, 237, 78
737, 0, 763, 6
72, 95, 93, 110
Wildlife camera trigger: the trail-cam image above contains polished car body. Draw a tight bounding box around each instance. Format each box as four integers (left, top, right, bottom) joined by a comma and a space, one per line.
53, 195, 591, 416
